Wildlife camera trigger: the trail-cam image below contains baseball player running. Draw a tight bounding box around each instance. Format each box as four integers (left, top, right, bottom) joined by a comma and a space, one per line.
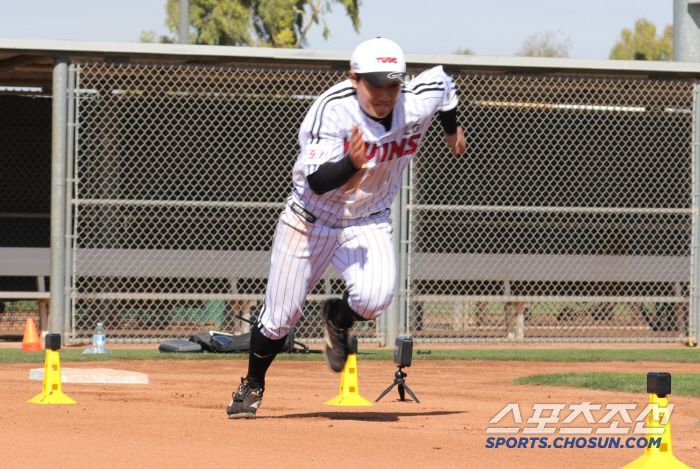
227, 38, 466, 418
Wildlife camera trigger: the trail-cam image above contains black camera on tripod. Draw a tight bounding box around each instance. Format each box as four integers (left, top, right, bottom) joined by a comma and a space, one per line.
375, 337, 420, 403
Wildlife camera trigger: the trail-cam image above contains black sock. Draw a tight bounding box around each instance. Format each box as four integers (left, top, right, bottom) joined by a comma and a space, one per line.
246, 323, 287, 390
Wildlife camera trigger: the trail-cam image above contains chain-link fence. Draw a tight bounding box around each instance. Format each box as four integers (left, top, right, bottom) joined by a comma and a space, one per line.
71, 62, 370, 343
407, 74, 694, 342
70, 60, 696, 344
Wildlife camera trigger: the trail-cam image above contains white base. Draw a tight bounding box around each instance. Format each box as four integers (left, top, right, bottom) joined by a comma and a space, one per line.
29, 367, 149, 384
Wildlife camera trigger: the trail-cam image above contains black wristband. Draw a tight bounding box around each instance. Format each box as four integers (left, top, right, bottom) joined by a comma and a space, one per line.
307, 153, 361, 195
438, 108, 458, 135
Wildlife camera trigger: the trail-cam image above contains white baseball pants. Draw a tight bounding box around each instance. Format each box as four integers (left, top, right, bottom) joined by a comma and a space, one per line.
257, 205, 395, 339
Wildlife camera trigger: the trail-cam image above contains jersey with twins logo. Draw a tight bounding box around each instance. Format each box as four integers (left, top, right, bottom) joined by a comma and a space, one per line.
291, 65, 459, 225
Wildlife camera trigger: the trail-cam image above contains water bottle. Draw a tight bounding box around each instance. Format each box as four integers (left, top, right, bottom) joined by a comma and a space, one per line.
93, 323, 106, 353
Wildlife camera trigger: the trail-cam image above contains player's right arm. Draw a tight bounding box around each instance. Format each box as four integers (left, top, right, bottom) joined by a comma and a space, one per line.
307, 152, 360, 195
302, 100, 367, 195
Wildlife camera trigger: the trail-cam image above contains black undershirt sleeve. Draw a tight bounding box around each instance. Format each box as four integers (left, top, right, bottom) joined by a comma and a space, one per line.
307, 153, 361, 195
438, 107, 458, 135
307, 109, 390, 196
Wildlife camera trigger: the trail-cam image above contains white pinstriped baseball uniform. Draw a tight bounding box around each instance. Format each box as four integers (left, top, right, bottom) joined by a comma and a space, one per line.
258, 66, 459, 339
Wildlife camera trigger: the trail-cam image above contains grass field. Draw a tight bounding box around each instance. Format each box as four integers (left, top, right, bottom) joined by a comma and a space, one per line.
7, 347, 699, 396
3, 347, 700, 364
514, 372, 700, 397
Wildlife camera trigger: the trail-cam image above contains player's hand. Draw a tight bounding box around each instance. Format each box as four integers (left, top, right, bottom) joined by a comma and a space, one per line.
444, 127, 466, 156
349, 124, 366, 169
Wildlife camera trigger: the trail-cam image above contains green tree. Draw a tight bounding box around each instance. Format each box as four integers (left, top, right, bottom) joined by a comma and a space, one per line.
609, 19, 673, 61
145, 0, 360, 48
453, 48, 474, 55
515, 29, 572, 58
139, 30, 175, 44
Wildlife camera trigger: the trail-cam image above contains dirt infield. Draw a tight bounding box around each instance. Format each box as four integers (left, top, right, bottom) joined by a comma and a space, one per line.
2, 355, 700, 469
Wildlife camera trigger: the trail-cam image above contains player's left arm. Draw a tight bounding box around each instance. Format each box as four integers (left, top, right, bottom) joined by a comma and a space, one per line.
440, 110, 466, 156
435, 68, 466, 156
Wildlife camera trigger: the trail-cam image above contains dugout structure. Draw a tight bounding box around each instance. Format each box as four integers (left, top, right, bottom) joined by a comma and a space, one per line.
1, 39, 700, 345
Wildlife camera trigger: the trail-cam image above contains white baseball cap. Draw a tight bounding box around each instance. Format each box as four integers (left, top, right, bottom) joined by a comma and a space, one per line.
350, 38, 406, 87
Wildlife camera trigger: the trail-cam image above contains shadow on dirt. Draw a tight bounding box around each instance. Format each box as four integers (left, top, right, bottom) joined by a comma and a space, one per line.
268, 410, 464, 422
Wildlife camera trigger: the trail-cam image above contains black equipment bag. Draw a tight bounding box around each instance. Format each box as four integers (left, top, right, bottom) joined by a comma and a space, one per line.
210, 333, 251, 353
191, 331, 251, 353
189, 328, 300, 354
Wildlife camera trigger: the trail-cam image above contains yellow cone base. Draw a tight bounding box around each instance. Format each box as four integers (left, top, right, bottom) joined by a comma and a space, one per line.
27, 349, 76, 405
27, 389, 77, 405
324, 354, 373, 407
620, 394, 692, 469
324, 393, 374, 406
622, 455, 692, 469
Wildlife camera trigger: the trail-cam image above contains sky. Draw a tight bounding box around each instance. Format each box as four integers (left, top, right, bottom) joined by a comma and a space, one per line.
0, 0, 674, 60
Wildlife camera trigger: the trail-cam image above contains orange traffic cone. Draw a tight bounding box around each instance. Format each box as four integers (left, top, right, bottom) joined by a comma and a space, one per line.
22, 318, 41, 352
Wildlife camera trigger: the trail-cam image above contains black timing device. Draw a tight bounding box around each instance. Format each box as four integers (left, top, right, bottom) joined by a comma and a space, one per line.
45, 333, 61, 350
393, 336, 412, 367
647, 372, 671, 396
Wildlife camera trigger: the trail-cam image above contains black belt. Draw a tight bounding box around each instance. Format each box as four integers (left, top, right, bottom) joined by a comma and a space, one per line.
290, 202, 317, 223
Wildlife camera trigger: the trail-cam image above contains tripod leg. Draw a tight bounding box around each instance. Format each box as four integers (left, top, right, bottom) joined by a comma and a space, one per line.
375, 383, 397, 403
402, 384, 420, 404
398, 383, 405, 401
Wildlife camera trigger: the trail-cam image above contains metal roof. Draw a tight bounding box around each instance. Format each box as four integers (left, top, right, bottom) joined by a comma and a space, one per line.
1, 38, 700, 90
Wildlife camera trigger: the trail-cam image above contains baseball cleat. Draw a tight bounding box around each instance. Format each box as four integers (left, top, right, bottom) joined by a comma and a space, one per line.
226, 377, 264, 419
321, 299, 352, 373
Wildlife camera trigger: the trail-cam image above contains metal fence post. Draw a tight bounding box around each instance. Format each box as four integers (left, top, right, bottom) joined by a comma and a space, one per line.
386, 179, 402, 347
179, 0, 189, 44
674, 0, 700, 62
50, 55, 68, 338
689, 81, 700, 346
63, 63, 76, 342
398, 165, 410, 336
